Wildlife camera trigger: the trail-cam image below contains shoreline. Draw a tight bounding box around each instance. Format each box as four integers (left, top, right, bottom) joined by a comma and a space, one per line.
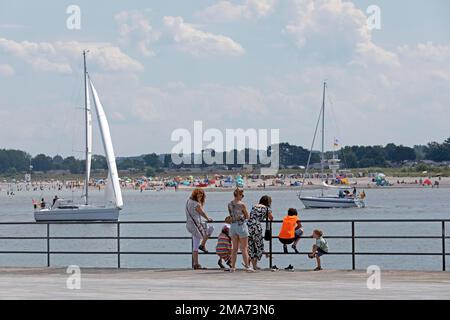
1, 175, 449, 194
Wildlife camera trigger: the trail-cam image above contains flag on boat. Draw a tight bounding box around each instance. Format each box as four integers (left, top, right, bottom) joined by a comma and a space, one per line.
334, 138, 340, 147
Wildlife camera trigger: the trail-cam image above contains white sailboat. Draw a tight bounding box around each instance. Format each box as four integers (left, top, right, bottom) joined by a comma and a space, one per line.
34, 51, 123, 221
298, 82, 365, 209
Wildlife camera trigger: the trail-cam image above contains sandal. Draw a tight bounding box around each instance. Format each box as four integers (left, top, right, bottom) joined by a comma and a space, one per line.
198, 245, 209, 253
314, 267, 323, 271
193, 264, 207, 270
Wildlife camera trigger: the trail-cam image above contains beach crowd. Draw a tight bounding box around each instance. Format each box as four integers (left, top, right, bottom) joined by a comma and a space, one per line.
185, 188, 329, 272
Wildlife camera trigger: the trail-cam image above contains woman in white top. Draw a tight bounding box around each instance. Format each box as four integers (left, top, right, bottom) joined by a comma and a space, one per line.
185, 188, 214, 269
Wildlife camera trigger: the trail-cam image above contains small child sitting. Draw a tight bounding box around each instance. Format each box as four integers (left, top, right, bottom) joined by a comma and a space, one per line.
216, 224, 232, 269
308, 229, 329, 271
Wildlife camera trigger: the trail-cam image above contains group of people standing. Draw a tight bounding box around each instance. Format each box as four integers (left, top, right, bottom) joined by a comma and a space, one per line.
185, 188, 328, 272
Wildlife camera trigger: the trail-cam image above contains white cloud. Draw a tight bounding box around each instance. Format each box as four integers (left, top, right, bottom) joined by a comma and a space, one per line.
115, 10, 160, 57
285, 0, 398, 66
197, 0, 278, 21
163, 16, 245, 57
0, 38, 144, 73
0, 64, 15, 77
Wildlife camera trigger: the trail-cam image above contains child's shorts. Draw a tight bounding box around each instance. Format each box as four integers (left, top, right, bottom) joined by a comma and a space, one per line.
316, 248, 328, 257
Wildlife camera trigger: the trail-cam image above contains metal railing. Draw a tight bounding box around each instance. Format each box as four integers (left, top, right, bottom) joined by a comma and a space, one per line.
0, 219, 448, 271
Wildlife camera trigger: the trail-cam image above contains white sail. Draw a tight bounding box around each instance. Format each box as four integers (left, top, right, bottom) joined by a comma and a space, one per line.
104, 172, 115, 204
84, 71, 92, 203
89, 79, 123, 209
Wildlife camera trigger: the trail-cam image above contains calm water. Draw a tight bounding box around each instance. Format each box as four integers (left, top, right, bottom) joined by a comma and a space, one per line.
0, 187, 449, 270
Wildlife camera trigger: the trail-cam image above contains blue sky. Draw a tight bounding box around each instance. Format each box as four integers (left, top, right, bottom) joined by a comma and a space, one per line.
1, 0, 450, 157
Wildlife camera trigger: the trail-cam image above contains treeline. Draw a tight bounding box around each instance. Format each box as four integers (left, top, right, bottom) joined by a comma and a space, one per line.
0, 151, 165, 176
340, 138, 450, 168
1, 138, 450, 175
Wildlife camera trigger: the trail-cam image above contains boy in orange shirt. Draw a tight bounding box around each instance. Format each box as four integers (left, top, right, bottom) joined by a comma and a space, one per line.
278, 208, 303, 254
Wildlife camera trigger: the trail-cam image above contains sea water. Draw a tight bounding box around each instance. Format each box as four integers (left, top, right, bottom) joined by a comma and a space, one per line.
0, 187, 449, 270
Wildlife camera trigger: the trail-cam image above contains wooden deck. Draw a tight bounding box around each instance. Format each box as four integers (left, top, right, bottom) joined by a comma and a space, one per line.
0, 268, 449, 299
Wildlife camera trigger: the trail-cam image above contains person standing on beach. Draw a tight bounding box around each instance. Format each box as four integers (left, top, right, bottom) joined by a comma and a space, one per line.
247, 195, 273, 270
185, 188, 214, 270
227, 188, 253, 272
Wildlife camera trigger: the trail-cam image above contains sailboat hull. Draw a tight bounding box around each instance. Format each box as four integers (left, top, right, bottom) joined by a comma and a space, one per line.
300, 196, 364, 209
34, 206, 120, 222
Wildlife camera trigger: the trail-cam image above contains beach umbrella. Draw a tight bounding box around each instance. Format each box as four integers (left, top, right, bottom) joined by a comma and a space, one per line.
423, 179, 432, 185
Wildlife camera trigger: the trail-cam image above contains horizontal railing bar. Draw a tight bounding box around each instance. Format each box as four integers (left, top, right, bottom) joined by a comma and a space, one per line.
2, 251, 448, 256
0, 236, 447, 240
0, 237, 48, 240
0, 251, 47, 254
1, 219, 450, 226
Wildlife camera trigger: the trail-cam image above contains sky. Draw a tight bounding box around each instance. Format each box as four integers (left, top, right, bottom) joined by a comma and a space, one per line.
0, 0, 449, 157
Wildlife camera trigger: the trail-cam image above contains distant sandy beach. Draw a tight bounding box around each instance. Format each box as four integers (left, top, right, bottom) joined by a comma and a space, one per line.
1, 176, 449, 194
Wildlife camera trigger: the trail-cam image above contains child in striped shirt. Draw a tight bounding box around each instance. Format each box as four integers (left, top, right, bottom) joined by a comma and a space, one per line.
216, 224, 233, 269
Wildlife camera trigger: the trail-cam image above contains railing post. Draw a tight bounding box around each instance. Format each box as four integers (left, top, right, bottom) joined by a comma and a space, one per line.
46, 223, 50, 267
442, 221, 446, 272
269, 220, 273, 269
351, 221, 355, 270
191, 238, 194, 269
117, 223, 121, 269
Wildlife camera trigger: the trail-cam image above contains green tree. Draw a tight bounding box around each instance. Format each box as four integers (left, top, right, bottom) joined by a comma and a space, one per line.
341, 147, 358, 168
52, 155, 64, 170
385, 143, 416, 162
31, 154, 53, 172
63, 156, 82, 174
92, 155, 107, 170
279, 142, 319, 167
425, 140, 450, 162
0, 149, 31, 173
143, 153, 162, 169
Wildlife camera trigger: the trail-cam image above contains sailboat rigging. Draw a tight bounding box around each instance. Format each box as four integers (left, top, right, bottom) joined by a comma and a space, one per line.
298, 82, 365, 209
34, 51, 123, 221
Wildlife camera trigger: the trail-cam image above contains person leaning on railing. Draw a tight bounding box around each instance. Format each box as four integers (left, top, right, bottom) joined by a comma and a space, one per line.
227, 188, 254, 273
185, 188, 214, 270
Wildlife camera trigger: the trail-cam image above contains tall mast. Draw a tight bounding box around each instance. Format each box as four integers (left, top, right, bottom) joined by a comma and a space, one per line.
320, 82, 326, 196
83, 50, 89, 205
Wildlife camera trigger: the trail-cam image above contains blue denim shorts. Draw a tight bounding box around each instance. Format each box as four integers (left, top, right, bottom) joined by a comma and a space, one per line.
316, 248, 327, 257
230, 221, 249, 238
